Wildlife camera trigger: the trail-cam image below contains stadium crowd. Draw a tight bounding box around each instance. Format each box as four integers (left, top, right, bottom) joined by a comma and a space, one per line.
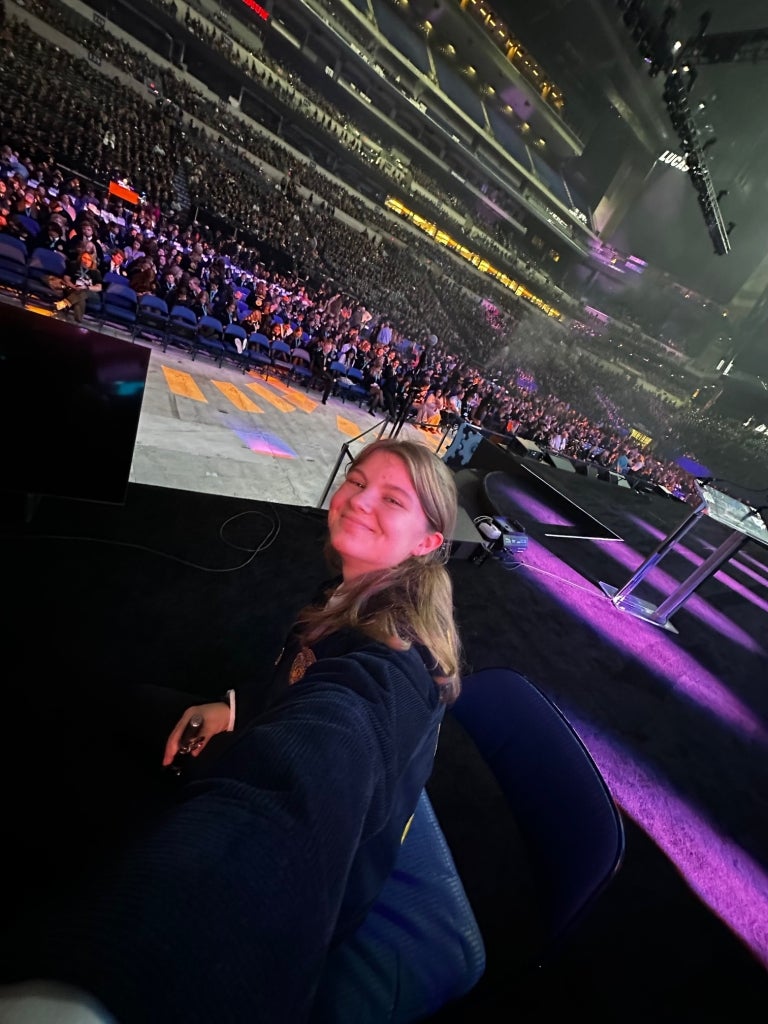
1, 0, 765, 498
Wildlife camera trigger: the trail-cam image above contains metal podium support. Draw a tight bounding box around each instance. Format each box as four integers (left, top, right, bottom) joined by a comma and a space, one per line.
599, 484, 766, 634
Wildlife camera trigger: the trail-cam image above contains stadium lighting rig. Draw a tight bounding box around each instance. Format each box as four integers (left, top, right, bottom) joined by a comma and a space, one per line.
615, 3, 741, 255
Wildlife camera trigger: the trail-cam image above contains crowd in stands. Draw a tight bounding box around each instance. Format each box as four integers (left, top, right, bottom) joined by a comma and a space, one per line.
1, 0, 766, 499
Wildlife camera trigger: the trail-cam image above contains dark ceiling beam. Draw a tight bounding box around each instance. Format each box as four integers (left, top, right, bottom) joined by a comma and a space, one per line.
680, 28, 768, 66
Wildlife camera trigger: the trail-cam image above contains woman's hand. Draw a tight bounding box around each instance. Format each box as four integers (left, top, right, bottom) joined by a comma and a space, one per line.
162, 702, 231, 767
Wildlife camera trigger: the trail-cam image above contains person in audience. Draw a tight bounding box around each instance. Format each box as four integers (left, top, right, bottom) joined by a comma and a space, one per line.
190, 287, 211, 320
213, 296, 241, 326
126, 256, 157, 298
414, 388, 446, 432
68, 217, 104, 267
311, 336, 338, 404
123, 234, 146, 266
53, 250, 102, 323
365, 355, 386, 415
380, 353, 403, 419
39, 218, 68, 256
614, 449, 631, 476
0, 439, 462, 1024
102, 248, 127, 276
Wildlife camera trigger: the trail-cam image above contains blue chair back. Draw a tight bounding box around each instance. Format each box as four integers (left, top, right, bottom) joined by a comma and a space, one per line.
24, 248, 67, 304
222, 323, 248, 366
11, 214, 41, 239
269, 339, 294, 377
101, 284, 138, 331
312, 789, 485, 1022
27, 247, 66, 275
242, 331, 272, 374
102, 283, 138, 310
223, 324, 247, 345
0, 235, 29, 260
133, 295, 169, 344
195, 315, 226, 365
103, 271, 128, 289
169, 304, 198, 326
164, 305, 199, 353
137, 294, 169, 318
198, 315, 224, 338
451, 667, 625, 962
0, 240, 28, 292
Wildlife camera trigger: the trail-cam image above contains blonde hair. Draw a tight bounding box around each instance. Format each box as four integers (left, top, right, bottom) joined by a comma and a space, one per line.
297, 439, 463, 703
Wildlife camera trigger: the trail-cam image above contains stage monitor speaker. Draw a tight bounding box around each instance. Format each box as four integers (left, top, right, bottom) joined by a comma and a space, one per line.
574, 461, 600, 479
608, 472, 632, 488
507, 436, 544, 460
544, 452, 576, 473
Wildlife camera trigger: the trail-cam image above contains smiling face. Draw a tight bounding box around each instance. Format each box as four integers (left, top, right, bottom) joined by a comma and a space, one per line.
328, 449, 444, 581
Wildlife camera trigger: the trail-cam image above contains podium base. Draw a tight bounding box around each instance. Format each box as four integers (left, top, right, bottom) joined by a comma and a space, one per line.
598, 582, 679, 635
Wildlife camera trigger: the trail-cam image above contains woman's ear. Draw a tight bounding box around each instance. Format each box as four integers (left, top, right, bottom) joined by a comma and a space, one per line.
412, 531, 444, 557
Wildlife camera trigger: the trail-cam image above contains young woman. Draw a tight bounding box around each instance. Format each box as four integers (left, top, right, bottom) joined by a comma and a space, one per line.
1, 439, 462, 1024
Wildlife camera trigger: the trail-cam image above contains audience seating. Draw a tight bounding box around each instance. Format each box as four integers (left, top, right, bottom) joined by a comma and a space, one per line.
11, 214, 41, 241
84, 287, 104, 322
22, 247, 66, 310
450, 667, 625, 964
222, 323, 248, 369
290, 346, 314, 388
312, 788, 485, 1023
164, 304, 199, 355
102, 271, 128, 289
345, 366, 370, 408
99, 283, 138, 334
268, 338, 294, 378
330, 360, 354, 402
0, 235, 28, 297
241, 331, 272, 376
133, 294, 170, 346
195, 315, 227, 366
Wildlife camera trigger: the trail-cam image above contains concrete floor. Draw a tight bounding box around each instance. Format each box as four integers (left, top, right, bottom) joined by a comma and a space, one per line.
129, 337, 443, 511
4, 297, 443, 510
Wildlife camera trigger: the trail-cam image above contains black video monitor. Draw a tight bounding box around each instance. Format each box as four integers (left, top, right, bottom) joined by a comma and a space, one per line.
0, 304, 150, 506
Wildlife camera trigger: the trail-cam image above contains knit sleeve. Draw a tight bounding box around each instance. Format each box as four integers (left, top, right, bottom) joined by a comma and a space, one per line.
3, 646, 442, 1024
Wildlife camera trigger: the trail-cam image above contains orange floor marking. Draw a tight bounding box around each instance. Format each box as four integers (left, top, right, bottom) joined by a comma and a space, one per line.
161, 365, 207, 401
244, 381, 296, 412
261, 377, 319, 412
211, 379, 263, 412
336, 413, 364, 437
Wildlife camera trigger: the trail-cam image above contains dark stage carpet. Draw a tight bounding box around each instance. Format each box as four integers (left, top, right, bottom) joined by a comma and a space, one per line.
2, 455, 768, 1021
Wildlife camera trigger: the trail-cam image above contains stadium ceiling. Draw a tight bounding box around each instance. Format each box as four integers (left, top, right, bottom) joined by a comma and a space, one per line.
488, 0, 768, 227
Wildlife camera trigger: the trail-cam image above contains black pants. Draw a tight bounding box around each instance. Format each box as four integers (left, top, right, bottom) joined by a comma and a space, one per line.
319, 372, 334, 402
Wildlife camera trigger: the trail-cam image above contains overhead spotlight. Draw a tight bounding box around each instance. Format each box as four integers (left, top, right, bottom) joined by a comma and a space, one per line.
716, 189, 728, 201
726, 221, 736, 234
702, 137, 717, 151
